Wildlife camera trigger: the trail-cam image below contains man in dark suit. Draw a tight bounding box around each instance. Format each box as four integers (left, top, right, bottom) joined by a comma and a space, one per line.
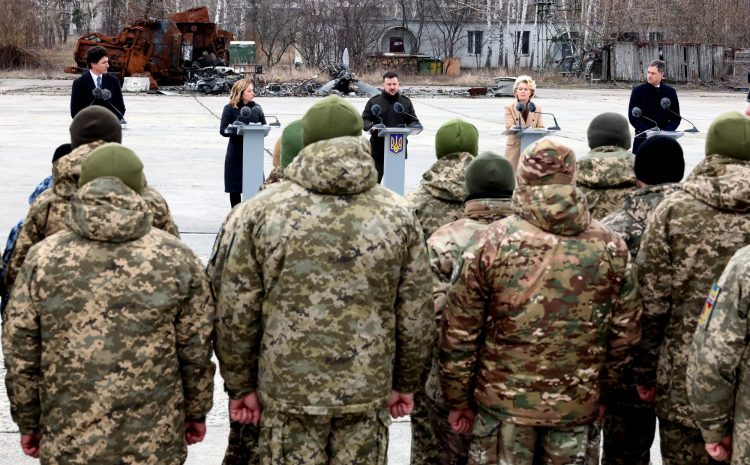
70, 46, 126, 121
628, 59, 680, 154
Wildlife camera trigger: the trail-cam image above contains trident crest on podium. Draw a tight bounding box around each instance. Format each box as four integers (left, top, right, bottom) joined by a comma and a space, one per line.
389, 134, 404, 155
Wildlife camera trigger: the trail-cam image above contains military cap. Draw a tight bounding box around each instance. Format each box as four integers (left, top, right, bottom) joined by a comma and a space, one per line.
634, 135, 685, 185
705, 111, 750, 160
79, 142, 144, 194
281, 119, 304, 168
587, 112, 631, 150
517, 138, 576, 186
69, 106, 122, 149
465, 151, 515, 200
435, 119, 479, 159
302, 95, 363, 146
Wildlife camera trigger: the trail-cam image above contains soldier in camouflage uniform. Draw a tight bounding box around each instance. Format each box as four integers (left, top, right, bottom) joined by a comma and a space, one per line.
688, 244, 750, 465
599, 135, 685, 465
2, 143, 215, 465
3, 107, 179, 295
426, 151, 515, 465
440, 138, 642, 465
258, 119, 303, 192
214, 95, 433, 465
405, 118, 477, 465
576, 112, 637, 219
635, 111, 750, 465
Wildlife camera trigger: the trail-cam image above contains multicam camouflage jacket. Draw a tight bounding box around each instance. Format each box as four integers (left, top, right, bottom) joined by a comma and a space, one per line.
2, 177, 215, 465
259, 166, 284, 191
635, 154, 750, 427
601, 182, 681, 259
424, 198, 513, 407
440, 183, 642, 426
687, 244, 750, 464
405, 152, 474, 240
3, 141, 179, 293
214, 135, 433, 415
576, 146, 637, 219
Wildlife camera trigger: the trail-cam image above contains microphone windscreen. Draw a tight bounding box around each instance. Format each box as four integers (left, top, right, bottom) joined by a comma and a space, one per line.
371, 104, 382, 116
631, 107, 643, 118
92, 87, 102, 99
240, 106, 252, 117
515, 102, 526, 112
251, 106, 263, 117
101, 89, 112, 100
660, 97, 671, 109
393, 102, 404, 114
527, 102, 537, 113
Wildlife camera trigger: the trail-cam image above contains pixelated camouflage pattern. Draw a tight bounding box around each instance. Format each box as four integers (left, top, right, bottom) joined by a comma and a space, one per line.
2, 177, 215, 465
576, 146, 637, 219
440, 181, 642, 426
467, 410, 600, 465
214, 135, 433, 415
3, 140, 179, 293
601, 182, 681, 259
657, 419, 718, 465
259, 166, 284, 191
635, 154, 750, 428
258, 409, 390, 465
222, 422, 259, 465
405, 151, 474, 240
687, 244, 750, 464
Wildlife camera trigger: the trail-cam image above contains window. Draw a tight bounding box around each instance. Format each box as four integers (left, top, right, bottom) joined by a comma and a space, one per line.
648, 32, 664, 42
468, 31, 483, 55
390, 37, 405, 53
515, 31, 530, 55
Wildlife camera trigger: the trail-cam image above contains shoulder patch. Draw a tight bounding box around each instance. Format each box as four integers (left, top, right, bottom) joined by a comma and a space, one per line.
698, 283, 721, 329
450, 258, 463, 285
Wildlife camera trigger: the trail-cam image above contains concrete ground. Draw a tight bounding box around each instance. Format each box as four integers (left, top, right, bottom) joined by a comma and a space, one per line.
1, 78, 746, 463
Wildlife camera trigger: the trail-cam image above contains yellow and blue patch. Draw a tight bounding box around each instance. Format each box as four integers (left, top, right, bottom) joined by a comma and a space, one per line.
389, 134, 404, 155
699, 283, 721, 329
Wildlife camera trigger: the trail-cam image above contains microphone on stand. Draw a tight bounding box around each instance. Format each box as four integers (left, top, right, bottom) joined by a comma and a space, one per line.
369, 104, 386, 131
660, 98, 698, 133
631, 107, 659, 137
393, 102, 423, 131
514, 102, 526, 131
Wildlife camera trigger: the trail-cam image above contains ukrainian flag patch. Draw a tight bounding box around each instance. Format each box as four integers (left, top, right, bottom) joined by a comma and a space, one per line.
699, 283, 721, 329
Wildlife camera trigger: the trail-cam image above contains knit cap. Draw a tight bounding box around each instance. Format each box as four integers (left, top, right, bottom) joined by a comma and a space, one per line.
435, 119, 479, 159
465, 151, 515, 199
79, 142, 144, 194
634, 135, 685, 184
281, 120, 305, 168
69, 106, 122, 149
302, 95, 363, 146
705, 111, 750, 160
587, 112, 631, 150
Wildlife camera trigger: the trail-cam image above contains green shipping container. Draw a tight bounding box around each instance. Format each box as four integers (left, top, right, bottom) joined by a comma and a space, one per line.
229, 41, 256, 64
418, 59, 443, 75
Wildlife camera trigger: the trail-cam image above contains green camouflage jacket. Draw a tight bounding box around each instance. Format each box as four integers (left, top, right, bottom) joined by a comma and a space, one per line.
214, 135, 433, 415
405, 152, 474, 240
424, 198, 513, 407
440, 183, 642, 426
601, 182, 681, 259
3, 141, 179, 293
2, 177, 215, 465
576, 146, 637, 220
687, 244, 750, 464
635, 154, 750, 427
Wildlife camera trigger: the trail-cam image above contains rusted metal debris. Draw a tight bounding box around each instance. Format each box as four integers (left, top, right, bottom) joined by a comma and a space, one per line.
64, 7, 234, 88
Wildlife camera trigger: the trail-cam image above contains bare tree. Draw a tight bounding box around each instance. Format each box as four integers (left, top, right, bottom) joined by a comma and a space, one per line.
251, 0, 301, 67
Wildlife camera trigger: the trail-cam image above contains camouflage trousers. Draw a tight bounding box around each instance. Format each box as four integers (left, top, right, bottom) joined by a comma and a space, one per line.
601, 386, 656, 465
411, 390, 441, 465
223, 422, 259, 465
425, 395, 472, 465
658, 418, 723, 465
468, 411, 600, 465
258, 409, 390, 465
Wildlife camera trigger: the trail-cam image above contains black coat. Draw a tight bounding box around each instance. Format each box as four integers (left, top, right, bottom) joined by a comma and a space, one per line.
220, 101, 266, 193
361, 91, 419, 180
70, 72, 126, 119
628, 82, 680, 151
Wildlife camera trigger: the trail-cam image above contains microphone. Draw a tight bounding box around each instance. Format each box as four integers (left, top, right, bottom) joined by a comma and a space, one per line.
369, 104, 385, 131
235, 106, 252, 125
539, 112, 561, 130
92, 87, 126, 123
631, 107, 659, 135
92, 87, 102, 99
393, 102, 419, 121
514, 102, 526, 130
660, 98, 698, 133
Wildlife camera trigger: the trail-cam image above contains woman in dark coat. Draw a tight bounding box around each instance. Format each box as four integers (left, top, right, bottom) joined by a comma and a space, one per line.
220, 78, 266, 207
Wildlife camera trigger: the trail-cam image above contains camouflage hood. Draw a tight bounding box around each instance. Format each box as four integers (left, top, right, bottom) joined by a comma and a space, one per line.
52, 140, 106, 200
512, 184, 591, 236
622, 182, 681, 225
65, 176, 153, 243
464, 198, 513, 222
284, 136, 377, 195
420, 152, 474, 202
682, 154, 750, 213
576, 146, 636, 189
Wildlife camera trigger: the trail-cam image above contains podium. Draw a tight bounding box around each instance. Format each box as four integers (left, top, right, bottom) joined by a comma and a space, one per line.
644, 129, 684, 140
378, 125, 422, 195
505, 127, 557, 154
237, 125, 272, 200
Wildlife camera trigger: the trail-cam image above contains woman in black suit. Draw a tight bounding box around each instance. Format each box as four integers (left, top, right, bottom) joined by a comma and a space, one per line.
220, 79, 266, 207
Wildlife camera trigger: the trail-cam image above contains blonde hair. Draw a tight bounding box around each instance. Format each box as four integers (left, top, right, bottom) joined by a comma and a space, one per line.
513, 75, 536, 99
229, 79, 253, 109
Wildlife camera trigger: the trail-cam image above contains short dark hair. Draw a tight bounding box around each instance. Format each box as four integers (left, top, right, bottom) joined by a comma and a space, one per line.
648, 59, 665, 73
383, 71, 399, 81
86, 46, 108, 68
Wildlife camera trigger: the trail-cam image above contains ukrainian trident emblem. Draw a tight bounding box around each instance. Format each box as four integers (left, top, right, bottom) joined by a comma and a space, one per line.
389, 134, 404, 155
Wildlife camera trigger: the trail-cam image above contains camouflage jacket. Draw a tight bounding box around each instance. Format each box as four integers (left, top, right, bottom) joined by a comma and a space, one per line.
440, 183, 642, 426
576, 146, 637, 220
3, 141, 179, 293
687, 245, 750, 464
259, 166, 284, 191
214, 135, 433, 415
2, 177, 215, 465
424, 198, 513, 406
635, 154, 750, 427
601, 182, 681, 259
405, 152, 474, 240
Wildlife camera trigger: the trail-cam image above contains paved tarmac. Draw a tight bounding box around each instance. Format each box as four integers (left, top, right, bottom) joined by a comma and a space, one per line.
1, 78, 746, 463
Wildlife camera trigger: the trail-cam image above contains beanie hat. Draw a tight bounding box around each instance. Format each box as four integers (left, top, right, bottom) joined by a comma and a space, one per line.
281, 120, 305, 168
634, 136, 685, 184
52, 143, 72, 163
465, 151, 515, 200
435, 119, 479, 159
79, 142, 144, 194
69, 106, 122, 149
705, 111, 750, 160
302, 95, 363, 146
517, 138, 576, 186
587, 112, 631, 150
